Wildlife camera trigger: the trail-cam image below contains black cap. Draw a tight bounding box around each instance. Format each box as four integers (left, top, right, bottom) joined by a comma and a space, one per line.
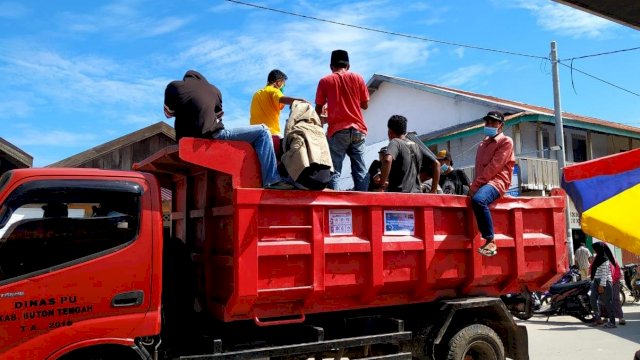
483, 111, 504, 123
331, 50, 349, 67
378, 146, 388, 154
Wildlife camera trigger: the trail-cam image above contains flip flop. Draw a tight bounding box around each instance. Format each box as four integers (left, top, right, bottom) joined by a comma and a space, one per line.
478, 246, 498, 257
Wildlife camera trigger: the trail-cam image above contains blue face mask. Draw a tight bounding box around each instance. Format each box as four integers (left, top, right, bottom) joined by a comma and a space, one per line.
279, 85, 285, 94
440, 164, 449, 173
484, 126, 498, 137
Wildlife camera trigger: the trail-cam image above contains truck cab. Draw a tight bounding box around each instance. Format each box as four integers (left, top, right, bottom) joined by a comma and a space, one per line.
0, 169, 162, 360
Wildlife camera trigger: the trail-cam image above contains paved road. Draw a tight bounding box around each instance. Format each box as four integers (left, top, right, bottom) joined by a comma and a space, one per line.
521, 301, 640, 360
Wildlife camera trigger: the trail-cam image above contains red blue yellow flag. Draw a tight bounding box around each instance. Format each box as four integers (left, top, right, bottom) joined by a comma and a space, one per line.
561, 148, 640, 255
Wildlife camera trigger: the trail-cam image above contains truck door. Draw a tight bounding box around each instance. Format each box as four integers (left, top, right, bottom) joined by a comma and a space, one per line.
0, 177, 155, 358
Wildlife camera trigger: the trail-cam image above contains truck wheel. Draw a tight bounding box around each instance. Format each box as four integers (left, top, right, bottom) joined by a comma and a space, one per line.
446, 324, 504, 360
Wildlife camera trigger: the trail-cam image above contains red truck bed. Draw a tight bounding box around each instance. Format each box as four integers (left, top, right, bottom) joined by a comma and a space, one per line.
134, 138, 567, 323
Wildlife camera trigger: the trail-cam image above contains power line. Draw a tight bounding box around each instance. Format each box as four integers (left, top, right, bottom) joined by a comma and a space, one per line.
559, 46, 640, 62
227, 0, 640, 98
225, 0, 548, 61
559, 61, 640, 97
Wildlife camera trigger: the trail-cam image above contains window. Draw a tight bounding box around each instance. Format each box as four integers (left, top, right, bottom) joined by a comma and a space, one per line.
0, 180, 141, 283
542, 131, 550, 159
572, 135, 587, 162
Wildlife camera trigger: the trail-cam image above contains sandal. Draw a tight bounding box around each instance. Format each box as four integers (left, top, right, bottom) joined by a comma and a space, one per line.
478, 246, 498, 257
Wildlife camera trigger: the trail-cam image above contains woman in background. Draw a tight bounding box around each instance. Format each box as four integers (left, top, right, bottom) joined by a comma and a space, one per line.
590, 242, 616, 328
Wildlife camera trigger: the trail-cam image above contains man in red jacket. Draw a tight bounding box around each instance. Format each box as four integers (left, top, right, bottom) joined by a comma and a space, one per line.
469, 111, 515, 257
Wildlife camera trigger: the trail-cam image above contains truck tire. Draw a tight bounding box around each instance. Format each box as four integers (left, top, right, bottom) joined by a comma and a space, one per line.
446, 324, 505, 360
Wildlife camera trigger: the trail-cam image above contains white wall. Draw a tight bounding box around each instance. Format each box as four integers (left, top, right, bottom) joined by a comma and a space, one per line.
518, 123, 540, 157
363, 82, 501, 145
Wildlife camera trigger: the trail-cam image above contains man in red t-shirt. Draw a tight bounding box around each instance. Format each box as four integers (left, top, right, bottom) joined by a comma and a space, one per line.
315, 50, 370, 191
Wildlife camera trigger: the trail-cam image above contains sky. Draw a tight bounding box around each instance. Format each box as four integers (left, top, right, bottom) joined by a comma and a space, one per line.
1, 0, 639, 166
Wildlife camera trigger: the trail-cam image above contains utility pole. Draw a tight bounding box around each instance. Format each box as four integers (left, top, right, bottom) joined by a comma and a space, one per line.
551, 41, 575, 266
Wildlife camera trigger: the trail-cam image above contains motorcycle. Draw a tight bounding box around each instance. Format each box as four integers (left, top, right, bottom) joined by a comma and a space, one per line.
534, 266, 594, 323
622, 263, 640, 303
534, 279, 594, 322
503, 266, 579, 321
536, 265, 581, 309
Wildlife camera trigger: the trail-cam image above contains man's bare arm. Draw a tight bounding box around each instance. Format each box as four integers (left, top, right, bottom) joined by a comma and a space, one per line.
280, 96, 308, 105
164, 104, 175, 118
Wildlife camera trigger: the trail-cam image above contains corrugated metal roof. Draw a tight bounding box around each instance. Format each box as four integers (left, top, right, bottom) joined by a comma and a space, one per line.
368, 74, 640, 136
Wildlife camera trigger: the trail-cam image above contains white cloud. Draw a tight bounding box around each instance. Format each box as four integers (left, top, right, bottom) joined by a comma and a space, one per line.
0, 48, 168, 110
209, 2, 236, 13
6, 128, 97, 147
438, 64, 496, 88
454, 47, 465, 59
175, 1, 433, 87
60, 1, 192, 38
0, 1, 28, 19
510, 0, 614, 39
0, 100, 32, 118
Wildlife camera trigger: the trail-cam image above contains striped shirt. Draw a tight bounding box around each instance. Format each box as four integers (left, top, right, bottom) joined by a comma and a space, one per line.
594, 260, 612, 283
575, 246, 591, 270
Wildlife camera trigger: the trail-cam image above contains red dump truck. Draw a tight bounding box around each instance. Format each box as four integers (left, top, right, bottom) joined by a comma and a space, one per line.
0, 138, 567, 360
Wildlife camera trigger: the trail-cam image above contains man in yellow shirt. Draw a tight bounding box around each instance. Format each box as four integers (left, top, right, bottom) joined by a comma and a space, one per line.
250, 69, 306, 135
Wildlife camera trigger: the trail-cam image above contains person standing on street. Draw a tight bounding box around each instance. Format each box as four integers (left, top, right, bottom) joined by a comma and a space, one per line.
373, 115, 422, 193
610, 259, 626, 325
469, 111, 515, 257
315, 50, 370, 191
590, 242, 616, 328
250, 69, 307, 135
575, 242, 592, 280
164, 70, 292, 190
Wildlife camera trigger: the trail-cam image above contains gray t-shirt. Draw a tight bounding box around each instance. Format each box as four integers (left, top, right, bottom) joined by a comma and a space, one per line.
386, 138, 422, 193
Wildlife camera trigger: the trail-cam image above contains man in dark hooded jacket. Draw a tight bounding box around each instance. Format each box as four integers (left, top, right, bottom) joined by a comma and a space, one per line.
164, 70, 292, 190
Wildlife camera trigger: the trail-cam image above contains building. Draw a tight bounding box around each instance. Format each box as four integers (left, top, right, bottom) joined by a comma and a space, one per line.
361, 74, 640, 263
49, 121, 176, 170
0, 137, 33, 176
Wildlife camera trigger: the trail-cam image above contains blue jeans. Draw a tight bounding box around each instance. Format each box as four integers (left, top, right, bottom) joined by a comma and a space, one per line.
471, 184, 500, 241
327, 128, 367, 191
212, 125, 281, 186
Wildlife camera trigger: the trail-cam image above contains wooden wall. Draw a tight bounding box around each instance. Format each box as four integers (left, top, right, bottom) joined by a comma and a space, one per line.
77, 135, 175, 170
